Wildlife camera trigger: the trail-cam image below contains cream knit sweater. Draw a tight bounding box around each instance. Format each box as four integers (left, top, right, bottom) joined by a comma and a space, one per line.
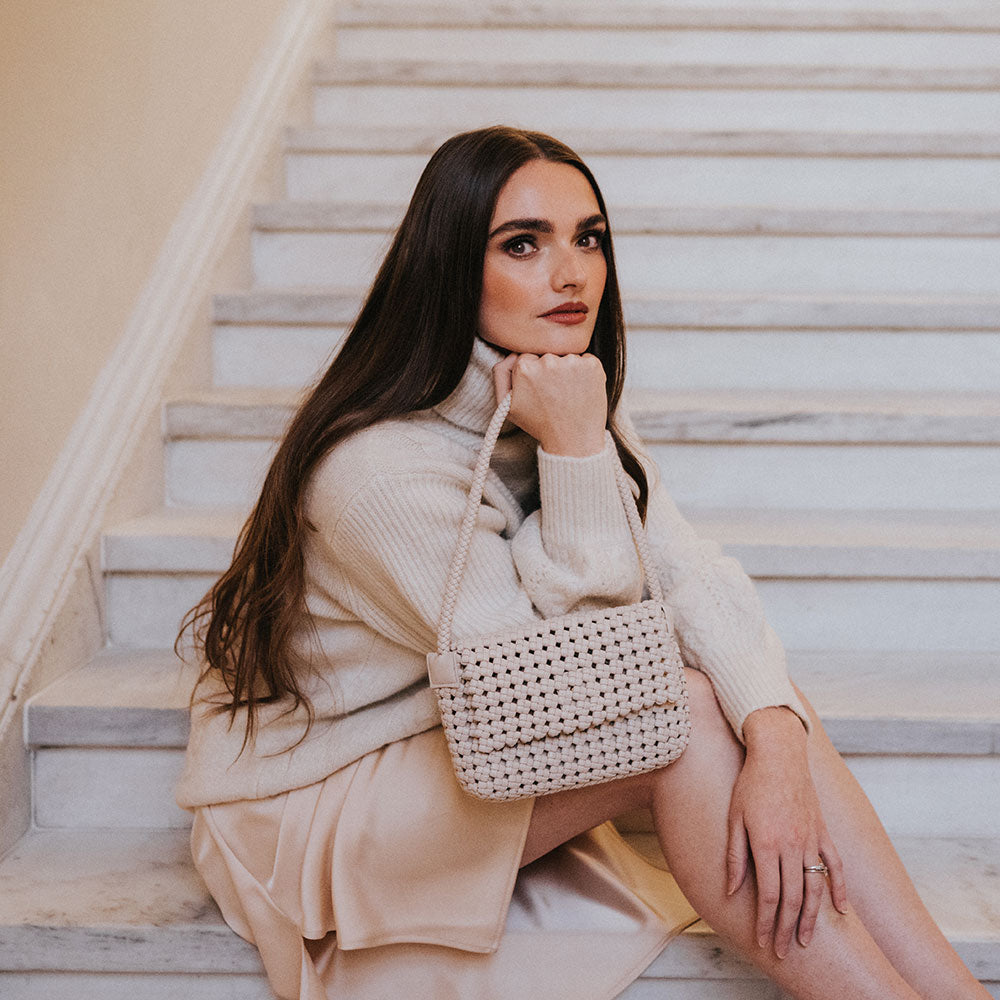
175, 338, 808, 808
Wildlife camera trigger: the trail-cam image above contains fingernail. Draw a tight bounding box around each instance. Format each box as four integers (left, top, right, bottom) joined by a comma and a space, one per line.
757, 935, 767, 949
800, 932, 812, 947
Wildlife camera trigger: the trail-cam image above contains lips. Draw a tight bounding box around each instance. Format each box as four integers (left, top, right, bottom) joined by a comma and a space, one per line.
540, 301, 588, 318
539, 301, 590, 326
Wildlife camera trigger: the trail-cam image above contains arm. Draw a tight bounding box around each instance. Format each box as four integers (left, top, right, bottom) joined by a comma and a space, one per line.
614, 404, 809, 740
728, 705, 849, 956
321, 446, 641, 654
643, 477, 811, 740
616, 407, 846, 954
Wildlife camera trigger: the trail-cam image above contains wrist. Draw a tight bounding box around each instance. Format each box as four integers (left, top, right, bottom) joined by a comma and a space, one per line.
743, 705, 807, 752
538, 430, 606, 458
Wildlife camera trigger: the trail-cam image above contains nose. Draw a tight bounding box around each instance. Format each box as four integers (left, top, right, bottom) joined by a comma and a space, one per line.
550, 244, 587, 291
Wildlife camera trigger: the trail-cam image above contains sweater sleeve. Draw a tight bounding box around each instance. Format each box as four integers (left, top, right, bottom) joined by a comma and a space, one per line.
322, 437, 642, 653
616, 411, 810, 742
511, 432, 643, 617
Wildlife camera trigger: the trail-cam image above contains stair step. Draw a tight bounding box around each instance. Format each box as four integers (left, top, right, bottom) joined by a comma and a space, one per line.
334, 26, 1000, 72
163, 387, 1000, 444
212, 288, 1000, 392
313, 85, 1000, 135
214, 289, 1000, 330
162, 442, 1000, 513
25, 649, 1000, 833
213, 322, 1000, 395
162, 441, 1000, 512
26, 650, 194, 748
102, 507, 1000, 653
105, 505, 1000, 578
335, 1, 1000, 32
158, 389, 1000, 512
25, 650, 1000, 755
317, 57, 1000, 91
250, 226, 1000, 294
284, 147, 1000, 209
255, 201, 1000, 236
24, 651, 1000, 833
0, 829, 996, 995
285, 124, 1000, 157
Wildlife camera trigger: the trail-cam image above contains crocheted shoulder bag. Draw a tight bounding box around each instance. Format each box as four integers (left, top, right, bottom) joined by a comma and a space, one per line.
426, 392, 691, 801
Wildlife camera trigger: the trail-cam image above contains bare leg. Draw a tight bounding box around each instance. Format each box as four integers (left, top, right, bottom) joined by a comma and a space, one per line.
790, 682, 989, 1000
522, 668, 988, 1000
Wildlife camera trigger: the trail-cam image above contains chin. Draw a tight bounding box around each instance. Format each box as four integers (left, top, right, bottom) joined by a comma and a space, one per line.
481, 324, 595, 357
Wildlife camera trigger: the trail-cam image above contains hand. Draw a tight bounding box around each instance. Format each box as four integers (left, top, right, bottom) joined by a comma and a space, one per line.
727, 707, 848, 959
492, 352, 607, 457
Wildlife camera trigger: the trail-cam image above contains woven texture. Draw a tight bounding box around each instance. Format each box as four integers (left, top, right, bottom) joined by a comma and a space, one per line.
429, 392, 690, 801
437, 600, 690, 800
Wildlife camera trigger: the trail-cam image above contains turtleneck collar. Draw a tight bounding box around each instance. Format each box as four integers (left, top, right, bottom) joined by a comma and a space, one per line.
433, 336, 509, 435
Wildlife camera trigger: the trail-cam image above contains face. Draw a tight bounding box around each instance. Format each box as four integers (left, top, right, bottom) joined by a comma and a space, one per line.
478, 159, 608, 356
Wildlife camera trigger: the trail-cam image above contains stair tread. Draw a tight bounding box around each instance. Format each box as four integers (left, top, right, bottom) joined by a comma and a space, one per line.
315, 57, 1000, 90
161, 385, 1000, 444
24, 648, 1000, 754
335, 1, 1000, 32
286, 124, 1000, 157
103, 505, 1000, 579
0, 827, 996, 976
26, 650, 195, 748
213, 288, 1000, 330
254, 200, 1000, 237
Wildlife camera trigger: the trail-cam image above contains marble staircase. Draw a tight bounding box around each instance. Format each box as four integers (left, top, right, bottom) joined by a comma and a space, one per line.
2, 1, 999, 997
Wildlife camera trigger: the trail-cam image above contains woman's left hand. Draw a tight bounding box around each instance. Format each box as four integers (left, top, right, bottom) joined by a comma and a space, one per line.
726, 706, 849, 958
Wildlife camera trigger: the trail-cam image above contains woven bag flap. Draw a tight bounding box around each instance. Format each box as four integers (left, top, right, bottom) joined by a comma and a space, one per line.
454, 600, 684, 753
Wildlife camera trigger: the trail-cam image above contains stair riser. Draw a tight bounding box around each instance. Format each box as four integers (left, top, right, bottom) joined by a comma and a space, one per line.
31, 745, 1000, 837
106, 574, 217, 649
213, 325, 1000, 393
251, 230, 1000, 295
313, 86, 1000, 134
213, 325, 344, 387
285, 151, 1000, 210
334, 26, 1000, 68
164, 438, 1000, 511
34, 749, 190, 829
104, 569, 1000, 652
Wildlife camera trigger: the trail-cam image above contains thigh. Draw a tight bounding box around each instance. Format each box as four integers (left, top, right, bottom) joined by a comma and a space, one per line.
520, 666, 718, 868
520, 765, 652, 867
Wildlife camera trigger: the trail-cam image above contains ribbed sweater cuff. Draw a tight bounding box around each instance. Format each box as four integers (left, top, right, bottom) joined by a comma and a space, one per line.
536, 433, 630, 552
704, 630, 812, 743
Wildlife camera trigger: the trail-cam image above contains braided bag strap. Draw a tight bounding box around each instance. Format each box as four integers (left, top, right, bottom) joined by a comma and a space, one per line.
434, 392, 664, 654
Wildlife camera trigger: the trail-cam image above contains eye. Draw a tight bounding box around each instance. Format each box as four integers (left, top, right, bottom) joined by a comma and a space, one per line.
502, 235, 537, 257
577, 229, 606, 250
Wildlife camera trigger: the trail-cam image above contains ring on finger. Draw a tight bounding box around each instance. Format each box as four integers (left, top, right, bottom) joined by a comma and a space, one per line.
803, 863, 829, 875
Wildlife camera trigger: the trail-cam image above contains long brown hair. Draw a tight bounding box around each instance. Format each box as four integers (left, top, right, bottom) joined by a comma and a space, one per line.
178, 126, 649, 748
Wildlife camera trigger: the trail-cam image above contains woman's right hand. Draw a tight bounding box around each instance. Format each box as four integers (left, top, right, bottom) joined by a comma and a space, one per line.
492, 352, 608, 457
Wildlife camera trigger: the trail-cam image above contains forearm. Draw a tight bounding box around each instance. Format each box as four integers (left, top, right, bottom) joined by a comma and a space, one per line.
642, 477, 810, 739
511, 432, 644, 617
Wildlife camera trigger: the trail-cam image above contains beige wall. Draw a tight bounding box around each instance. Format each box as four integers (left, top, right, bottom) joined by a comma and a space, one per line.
0, 0, 288, 563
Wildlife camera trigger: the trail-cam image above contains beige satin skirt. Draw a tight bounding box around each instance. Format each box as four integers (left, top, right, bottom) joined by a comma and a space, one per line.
190, 727, 698, 1000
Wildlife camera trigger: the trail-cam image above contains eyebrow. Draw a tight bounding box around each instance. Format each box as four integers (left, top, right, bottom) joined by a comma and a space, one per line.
488, 213, 607, 241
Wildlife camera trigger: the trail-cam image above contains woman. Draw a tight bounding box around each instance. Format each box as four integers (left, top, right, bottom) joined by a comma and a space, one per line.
176, 126, 988, 1000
